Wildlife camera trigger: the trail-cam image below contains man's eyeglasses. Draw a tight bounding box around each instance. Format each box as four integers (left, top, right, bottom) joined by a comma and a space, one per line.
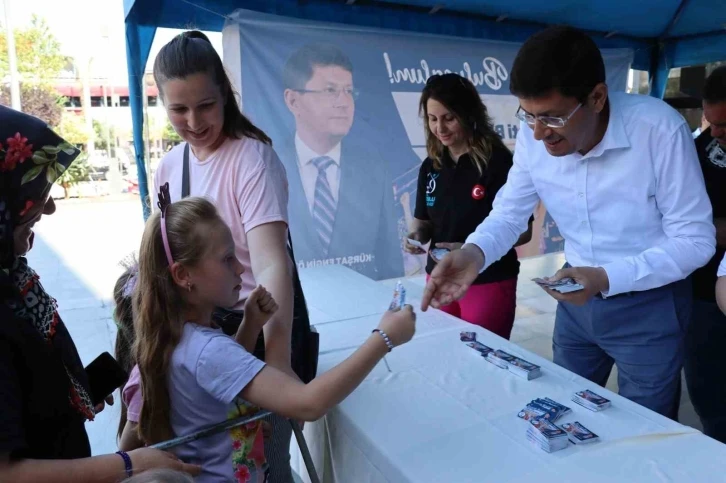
515, 103, 582, 129
295, 87, 360, 101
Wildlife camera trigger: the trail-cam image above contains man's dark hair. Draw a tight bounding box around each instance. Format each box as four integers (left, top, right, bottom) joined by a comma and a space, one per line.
703, 66, 726, 104
283, 43, 354, 90
510, 26, 606, 102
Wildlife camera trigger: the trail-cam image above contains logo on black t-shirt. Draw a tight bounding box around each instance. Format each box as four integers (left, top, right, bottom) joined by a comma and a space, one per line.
426, 172, 439, 207
706, 138, 726, 168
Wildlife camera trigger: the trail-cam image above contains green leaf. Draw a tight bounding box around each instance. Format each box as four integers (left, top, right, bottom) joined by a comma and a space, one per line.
42, 145, 60, 154
46, 165, 56, 183
32, 152, 49, 164
54, 161, 66, 175
58, 142, 76, 155
21, 165, 44, 185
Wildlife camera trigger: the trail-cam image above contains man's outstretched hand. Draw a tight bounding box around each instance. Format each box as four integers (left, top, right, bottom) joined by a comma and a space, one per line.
421, 244, 484, 311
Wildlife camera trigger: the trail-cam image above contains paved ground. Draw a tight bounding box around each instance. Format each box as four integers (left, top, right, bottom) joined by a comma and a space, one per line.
28, 195, 146, 455
27, 196, 703, 458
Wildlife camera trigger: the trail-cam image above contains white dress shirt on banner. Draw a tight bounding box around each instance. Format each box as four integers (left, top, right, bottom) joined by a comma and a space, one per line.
294, 134, 342, 214
466, 92, 716, 296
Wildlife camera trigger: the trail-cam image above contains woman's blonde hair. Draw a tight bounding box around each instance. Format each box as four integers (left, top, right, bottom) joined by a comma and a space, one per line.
133, 196, 223, 444
419, 73, 509, 174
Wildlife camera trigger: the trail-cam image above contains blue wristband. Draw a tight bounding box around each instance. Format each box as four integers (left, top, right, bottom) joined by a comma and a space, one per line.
116, 451, 133, 478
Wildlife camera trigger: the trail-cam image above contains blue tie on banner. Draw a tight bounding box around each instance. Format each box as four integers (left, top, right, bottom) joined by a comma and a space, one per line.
223, 9, 633, 280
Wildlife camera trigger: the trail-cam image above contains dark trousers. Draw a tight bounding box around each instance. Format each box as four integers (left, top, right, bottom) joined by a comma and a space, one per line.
684, 299, 726, 443
553, 279, 691, 420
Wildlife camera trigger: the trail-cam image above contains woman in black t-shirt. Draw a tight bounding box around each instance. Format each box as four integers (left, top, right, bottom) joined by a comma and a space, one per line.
403, 74, 531, 339
0, 107, 199, 481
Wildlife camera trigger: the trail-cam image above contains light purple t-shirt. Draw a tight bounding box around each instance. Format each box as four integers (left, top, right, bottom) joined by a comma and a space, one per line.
170, 323, 266, 483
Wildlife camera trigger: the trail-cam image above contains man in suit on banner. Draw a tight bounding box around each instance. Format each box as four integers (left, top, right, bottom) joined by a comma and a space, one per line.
280, 43, 404, 280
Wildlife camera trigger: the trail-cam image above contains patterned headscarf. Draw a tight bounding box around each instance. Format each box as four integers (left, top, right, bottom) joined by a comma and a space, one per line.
0, 105, 96, 420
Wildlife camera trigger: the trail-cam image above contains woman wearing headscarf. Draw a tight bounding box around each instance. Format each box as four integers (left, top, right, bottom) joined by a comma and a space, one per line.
0, 106, 200, 482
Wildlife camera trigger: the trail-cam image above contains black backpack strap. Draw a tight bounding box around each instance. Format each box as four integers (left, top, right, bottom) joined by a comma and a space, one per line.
286, 229, 318, 383
182, 143, 190, 199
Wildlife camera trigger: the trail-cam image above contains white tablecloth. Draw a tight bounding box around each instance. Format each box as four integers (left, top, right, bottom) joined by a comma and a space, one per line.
291, 266, 726, 482
297, 266, 398, 325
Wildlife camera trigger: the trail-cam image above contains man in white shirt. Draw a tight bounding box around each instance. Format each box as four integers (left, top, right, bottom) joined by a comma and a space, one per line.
279, 43, 403, 281
421, 26, 716, 418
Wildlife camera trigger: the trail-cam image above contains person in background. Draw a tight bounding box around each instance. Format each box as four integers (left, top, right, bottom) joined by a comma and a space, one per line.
0, 106, 199, 482
133, 195, 416, 482
684, 65, 726, 443
152, 31, 300, 481
421, 26, 715, 419
281, 43, 403, 281
404, 74, 532, 339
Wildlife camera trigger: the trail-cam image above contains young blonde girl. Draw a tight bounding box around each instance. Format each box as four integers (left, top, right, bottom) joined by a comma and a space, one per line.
116, 266, 276, 459
134, 195, 415, 482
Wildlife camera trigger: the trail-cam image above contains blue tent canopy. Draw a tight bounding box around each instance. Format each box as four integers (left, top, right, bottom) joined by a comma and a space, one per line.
125, 0, 726, 218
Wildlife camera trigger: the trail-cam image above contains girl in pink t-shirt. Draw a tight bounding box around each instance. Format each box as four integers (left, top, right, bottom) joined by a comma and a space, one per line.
151, 31, 298, 480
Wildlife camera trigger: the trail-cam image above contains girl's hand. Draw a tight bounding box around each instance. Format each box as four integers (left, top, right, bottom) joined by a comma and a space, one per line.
377, 305, 416, 347
243, 285, 278, 332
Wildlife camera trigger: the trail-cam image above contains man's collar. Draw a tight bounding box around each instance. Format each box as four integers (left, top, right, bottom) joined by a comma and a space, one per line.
295, 133, 342, 166
579, 95, 630, 160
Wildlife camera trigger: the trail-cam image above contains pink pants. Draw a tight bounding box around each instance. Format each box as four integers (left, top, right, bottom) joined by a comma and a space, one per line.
427, 275, 518, 340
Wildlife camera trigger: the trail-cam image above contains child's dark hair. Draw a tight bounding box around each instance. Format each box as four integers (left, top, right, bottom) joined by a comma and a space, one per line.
113, 259, 138, 441
153, 30, 271, 145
